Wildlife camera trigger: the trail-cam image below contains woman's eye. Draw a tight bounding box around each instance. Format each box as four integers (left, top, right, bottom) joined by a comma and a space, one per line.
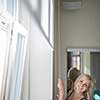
80, 80, 83, 83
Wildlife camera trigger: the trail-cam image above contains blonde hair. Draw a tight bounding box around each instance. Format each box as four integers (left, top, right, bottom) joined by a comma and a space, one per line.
75, 74, 92, 86
74, 74, 94, 100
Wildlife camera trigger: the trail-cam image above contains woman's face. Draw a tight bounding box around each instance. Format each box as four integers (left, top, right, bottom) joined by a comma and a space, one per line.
75, 76, 91, 93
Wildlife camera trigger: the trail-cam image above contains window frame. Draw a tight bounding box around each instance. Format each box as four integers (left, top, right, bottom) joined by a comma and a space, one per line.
0, 12, 12, 100
41, 0, 54, 48
8, 21, 28, 100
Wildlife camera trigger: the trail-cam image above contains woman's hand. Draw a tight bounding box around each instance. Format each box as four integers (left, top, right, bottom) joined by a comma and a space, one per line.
57, 78, 64, 100
57, 79, 64, 91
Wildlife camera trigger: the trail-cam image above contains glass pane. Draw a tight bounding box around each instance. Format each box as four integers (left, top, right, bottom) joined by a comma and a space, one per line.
77, 56, 80, 62
10, 33, 25, 100
72, 51, 80, 55
0, 0, 6, 9
7, 0, 17, 16
72, 57, 76, 61
14, 33, 25, 100
72, 61, 75, 67
77, 61, 80, 70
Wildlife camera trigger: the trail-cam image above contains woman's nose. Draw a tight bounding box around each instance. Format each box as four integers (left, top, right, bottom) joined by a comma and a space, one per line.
82, 83, 85, 87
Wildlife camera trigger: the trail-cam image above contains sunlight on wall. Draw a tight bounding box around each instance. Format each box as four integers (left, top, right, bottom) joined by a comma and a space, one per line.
41, 0, 49, 37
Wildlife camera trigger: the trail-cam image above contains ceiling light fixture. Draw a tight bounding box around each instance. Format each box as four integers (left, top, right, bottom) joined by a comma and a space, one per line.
63, 1, 82, 10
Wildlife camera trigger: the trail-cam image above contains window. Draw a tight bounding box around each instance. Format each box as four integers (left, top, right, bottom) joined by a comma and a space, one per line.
71, 52, 81, 70
6, 0, 17, 16
0, 14, 27, 100
0, 0, 6, 10
0, 0, 18, 18
8, 21, 28, 100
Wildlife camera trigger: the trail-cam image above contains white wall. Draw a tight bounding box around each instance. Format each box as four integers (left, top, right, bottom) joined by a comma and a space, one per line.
60, 0, 100, 97
19, 0, 53, 100
29, 19, 53, 100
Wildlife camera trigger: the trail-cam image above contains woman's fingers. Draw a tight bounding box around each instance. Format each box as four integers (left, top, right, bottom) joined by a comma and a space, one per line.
57, 78, 64, 90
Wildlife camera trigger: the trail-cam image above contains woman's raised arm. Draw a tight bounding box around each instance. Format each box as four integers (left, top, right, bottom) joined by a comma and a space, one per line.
57, 79, 64, 100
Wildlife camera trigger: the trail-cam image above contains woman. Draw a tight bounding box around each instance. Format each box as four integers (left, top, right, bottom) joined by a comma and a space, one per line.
57, 74, 93, 100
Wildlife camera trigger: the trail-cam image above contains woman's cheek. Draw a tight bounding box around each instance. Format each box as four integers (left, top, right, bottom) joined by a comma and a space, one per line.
76, 84, 80, 90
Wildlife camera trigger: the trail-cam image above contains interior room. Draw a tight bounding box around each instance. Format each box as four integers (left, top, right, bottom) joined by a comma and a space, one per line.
0, 0, 100, 100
